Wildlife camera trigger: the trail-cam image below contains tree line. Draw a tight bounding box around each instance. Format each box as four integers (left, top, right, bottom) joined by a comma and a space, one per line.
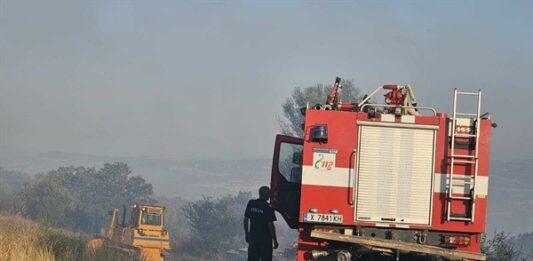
9, 163, 152, 233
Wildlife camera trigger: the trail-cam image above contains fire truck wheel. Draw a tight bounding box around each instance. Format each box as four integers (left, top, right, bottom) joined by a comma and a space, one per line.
336, 250, 352, 261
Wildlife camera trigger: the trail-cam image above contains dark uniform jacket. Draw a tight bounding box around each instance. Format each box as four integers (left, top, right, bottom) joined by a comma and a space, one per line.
244, 199, 276, 244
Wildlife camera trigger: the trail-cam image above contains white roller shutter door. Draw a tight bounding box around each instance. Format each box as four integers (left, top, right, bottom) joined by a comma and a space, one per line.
355, 123, 436, 225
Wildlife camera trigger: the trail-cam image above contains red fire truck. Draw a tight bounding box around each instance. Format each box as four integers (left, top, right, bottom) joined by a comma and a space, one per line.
270, 78, 496, 260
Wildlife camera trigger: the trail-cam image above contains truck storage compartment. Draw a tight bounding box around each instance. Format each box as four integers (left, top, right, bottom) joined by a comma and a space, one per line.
355, 122, 437, 225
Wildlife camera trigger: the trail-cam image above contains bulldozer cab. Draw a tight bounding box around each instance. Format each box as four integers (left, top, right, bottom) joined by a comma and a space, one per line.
136, 205, 164, 229
120, 204, 164, 229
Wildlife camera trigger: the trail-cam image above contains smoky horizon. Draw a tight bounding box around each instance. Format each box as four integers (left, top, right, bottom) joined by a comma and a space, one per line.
0, 1, 532, 161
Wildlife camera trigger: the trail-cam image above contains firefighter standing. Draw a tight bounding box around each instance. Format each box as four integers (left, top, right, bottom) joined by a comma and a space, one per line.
243, 186, 279, 261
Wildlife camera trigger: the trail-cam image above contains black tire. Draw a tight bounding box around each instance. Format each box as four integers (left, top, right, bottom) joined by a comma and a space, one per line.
162, 251, 175, 261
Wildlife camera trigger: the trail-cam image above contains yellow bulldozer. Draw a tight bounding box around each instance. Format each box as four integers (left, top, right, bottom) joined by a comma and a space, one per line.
87, 204, 172, 261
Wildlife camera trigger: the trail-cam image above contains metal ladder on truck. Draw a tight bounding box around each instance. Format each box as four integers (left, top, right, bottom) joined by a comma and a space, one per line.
447, 89, 482, 222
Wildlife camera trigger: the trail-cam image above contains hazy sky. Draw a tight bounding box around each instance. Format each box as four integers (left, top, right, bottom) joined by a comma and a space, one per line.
0, 1, 532, 160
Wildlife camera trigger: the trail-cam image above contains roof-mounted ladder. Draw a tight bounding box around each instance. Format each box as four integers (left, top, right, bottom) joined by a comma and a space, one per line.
447, 89, 482, 222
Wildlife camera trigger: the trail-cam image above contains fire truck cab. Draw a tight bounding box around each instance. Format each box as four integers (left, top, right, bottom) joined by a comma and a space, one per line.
270, 80, 495, 260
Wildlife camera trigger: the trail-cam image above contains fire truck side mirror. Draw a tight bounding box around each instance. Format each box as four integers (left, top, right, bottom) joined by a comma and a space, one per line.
310, 125, 328, 143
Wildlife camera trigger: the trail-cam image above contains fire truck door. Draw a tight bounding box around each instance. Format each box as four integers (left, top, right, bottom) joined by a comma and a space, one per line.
270, 135, 303, 229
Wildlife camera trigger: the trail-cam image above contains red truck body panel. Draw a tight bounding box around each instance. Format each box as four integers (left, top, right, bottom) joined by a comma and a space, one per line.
274, 108, 493, 259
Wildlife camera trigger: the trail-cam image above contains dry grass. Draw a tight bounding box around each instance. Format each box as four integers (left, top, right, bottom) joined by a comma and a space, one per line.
0, 214, 58, 261
0, 214, 134, 261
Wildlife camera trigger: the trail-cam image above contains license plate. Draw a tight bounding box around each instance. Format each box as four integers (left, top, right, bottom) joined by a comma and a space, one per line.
303, 213, 343, 224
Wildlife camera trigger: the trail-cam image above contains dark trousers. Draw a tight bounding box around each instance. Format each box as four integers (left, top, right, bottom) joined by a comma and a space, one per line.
248, 240, 273, 261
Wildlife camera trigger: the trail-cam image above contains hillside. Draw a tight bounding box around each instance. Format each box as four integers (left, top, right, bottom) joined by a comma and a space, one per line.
0, 214, 129, 261
487, 159, 533, 235
0, 152, 532, 235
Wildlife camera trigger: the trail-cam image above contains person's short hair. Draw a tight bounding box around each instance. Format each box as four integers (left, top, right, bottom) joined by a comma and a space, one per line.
259, 186, 270, 199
